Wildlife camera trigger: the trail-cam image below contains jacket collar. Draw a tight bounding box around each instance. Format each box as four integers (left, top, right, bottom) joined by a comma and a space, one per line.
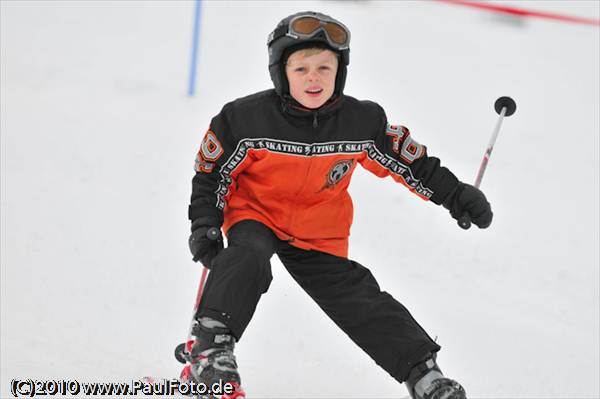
280, 94, 344, 127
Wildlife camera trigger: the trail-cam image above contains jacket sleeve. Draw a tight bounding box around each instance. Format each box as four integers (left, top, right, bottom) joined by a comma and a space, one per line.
359, 110, 459, 205
188, 107, 238, 226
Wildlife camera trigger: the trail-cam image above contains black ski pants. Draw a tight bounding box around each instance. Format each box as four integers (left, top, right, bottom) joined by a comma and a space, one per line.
196, 220, 440, 383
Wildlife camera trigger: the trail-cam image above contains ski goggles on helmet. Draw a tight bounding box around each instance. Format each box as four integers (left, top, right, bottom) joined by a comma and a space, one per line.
269, 14, 350, 50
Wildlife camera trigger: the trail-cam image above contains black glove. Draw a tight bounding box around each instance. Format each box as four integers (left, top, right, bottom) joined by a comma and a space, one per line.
443, 182, 493, 228
188, 216, 224, 267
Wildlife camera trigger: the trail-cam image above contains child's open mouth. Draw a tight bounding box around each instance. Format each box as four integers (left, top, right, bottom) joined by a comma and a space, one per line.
305, 87, 323, 97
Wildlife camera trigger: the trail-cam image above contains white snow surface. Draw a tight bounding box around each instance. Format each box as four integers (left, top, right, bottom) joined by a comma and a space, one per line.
1, 1, 599, 398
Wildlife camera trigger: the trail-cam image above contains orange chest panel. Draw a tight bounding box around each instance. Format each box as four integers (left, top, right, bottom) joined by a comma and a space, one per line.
221, 139, 372, 247
221, 139, 373, 203
240, 149, 361, 202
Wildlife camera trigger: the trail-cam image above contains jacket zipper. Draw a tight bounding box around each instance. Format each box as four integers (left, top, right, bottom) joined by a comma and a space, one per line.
288, 158, 314, 234
288, 108, 318, 237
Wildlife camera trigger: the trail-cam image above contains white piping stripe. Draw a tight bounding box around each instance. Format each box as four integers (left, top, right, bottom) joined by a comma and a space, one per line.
213, 138, 433, 210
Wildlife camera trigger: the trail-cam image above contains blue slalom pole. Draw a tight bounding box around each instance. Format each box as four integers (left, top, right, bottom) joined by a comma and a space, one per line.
187, 0, 202, 96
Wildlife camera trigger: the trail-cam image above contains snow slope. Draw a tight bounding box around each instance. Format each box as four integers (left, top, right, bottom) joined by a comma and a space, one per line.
2, 1, 598, 398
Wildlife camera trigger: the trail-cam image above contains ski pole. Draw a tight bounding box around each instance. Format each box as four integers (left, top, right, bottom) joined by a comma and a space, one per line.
175, 227, 221, 364
458, 96, 516, 229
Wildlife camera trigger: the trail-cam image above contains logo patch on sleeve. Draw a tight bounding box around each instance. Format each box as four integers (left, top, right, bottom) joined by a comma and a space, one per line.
195, 130, 223, 173
385, 124, 425, 164
385, 124, 406, 153
399, 134, 425, 164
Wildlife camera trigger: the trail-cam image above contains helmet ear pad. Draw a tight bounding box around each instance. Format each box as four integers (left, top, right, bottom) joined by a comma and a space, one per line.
334, 63, 348, 97
268, 63, 285, 97
270, 40, 349, 97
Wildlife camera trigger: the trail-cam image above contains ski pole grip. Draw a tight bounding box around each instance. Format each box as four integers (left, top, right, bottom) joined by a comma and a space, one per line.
206, 227, 221, 241
458, 213, 472, 230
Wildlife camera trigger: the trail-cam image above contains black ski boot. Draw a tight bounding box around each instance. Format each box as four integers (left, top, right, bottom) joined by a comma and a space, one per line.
405, 354, 466, 399
187, 318, 245, 399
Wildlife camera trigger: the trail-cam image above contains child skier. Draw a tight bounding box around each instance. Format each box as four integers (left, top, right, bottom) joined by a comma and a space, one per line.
187, 11, 492, 399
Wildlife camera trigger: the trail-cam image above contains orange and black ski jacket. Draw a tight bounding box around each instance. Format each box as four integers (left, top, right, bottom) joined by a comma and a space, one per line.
189, 90, 458, 258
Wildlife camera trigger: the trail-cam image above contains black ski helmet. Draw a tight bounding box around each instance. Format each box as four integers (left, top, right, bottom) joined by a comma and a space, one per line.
267, 11, 351, 97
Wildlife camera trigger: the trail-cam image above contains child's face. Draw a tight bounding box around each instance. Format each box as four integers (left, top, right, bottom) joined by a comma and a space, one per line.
285, 49, 338, 109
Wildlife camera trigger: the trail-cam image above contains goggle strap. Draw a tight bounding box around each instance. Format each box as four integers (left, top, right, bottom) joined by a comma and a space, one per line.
268, 24, 289, 45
